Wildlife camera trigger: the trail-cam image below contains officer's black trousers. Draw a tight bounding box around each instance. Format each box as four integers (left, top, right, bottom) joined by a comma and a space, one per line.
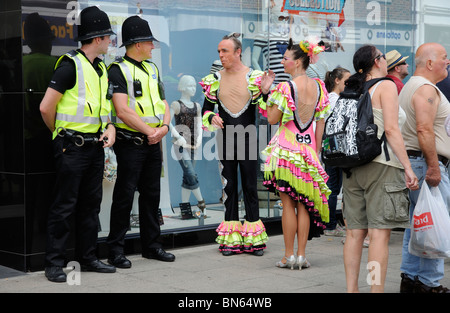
107, 139, 162, 256
45, 136, 104, 267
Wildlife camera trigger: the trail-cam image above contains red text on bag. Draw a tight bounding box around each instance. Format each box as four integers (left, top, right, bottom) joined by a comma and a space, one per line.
413, 212, 434, 231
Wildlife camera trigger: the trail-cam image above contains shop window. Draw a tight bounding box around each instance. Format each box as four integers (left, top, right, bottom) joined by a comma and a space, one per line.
15, 0, 416, 238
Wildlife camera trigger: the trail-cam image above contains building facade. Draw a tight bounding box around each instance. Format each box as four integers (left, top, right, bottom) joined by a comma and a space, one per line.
0, 0, 445, 271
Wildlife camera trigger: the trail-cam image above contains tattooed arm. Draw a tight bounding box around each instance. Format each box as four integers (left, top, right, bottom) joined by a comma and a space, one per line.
412, 84, 441, 186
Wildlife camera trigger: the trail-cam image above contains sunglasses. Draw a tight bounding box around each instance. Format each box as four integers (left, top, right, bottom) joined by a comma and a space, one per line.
224, 32, 241, 39
278, 16, 290, 21
375, 54, 386, 61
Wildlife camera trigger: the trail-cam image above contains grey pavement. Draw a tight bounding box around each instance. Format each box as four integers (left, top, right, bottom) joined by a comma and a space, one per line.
0, 231, 449, 293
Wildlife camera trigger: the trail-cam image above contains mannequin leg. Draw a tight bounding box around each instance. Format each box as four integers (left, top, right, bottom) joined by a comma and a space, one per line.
181, 187, 191, 203
192, 187, 203, 201
192, 187, 206, 215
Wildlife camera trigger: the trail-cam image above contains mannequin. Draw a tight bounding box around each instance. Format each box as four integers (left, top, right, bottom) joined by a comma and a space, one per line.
170, 75, 206, 215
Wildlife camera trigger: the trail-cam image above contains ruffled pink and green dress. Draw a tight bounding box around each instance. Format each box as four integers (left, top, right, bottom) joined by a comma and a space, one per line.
262, 79, 331, 239
215, 219, 268, 254
200, 69, 269, 253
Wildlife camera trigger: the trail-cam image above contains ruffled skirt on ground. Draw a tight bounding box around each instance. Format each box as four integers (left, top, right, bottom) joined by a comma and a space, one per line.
262, 141, 330, 240
215, 220, 268, 253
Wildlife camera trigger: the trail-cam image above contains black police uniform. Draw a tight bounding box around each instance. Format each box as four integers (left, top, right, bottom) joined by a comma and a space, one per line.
44, 7, 115, 277
106, 16, 174, 264
106, 56, 165, 257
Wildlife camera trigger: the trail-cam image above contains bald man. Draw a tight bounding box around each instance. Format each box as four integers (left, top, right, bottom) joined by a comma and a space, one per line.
399, 43, 450, 293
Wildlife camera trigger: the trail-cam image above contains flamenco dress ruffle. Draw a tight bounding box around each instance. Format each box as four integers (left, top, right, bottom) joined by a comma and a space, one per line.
199, 70, 266, 131
261, 80, 331, 239
216, 220, 268, 253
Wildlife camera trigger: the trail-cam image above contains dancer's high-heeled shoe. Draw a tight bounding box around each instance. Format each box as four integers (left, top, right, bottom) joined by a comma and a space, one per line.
276, 255, 296, 270
296, 255, 310, 270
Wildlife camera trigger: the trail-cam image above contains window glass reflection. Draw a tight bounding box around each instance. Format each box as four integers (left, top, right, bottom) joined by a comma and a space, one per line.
16, 0, 417, 238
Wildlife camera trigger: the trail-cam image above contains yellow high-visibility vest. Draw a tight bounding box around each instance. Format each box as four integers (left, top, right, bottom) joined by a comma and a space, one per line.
53, 50, 111, 139
110, 58, 165, 131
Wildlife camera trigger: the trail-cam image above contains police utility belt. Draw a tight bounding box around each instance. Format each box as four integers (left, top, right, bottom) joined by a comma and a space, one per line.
407, 150, 450, 168
57, 127, 101, 146
116, 127, 146, 145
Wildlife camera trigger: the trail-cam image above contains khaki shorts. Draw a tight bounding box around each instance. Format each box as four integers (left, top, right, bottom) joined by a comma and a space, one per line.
342, 162, 410, 229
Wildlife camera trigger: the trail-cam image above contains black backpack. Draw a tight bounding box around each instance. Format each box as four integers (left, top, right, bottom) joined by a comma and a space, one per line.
321, 77, 390, 170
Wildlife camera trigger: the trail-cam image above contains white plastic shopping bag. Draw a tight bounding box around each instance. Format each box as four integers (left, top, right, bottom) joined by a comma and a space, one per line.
409, 181, 450, 259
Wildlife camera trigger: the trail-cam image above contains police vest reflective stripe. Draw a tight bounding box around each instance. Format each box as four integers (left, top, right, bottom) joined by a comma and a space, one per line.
53, 50, 110, 139
112, 58, 165, 131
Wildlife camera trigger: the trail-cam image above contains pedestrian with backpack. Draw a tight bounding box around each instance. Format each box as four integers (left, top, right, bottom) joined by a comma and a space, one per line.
341, 45, 418, 292
323, 67, 351, 237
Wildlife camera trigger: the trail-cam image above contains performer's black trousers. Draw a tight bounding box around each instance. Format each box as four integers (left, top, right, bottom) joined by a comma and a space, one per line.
217, 127, 260, 223
220, 159, 259, 222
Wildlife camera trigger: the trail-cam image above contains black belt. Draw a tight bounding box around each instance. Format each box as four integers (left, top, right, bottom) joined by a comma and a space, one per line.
407, 150, 449, 166
57, 127, 100, 147
116, 128, 146, 145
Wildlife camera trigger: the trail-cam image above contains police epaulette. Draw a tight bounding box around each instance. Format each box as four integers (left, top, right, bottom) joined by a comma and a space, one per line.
114, 56, 124, 63
143, 60, 156, 66
144, 60, 158, 75
66, 50, 78, 57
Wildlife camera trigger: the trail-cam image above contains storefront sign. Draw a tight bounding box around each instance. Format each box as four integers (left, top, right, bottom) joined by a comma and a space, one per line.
364, 28, 412, 46
282, 0, 346, 25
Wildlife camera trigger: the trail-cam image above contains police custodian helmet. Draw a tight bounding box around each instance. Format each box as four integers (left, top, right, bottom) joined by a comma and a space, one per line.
75, 6, 115, 41
120, 15, 159, 47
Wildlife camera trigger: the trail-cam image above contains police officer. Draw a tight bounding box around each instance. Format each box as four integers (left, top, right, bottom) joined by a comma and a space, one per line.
40, 6, 117, 282
106, 15, 174, 268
